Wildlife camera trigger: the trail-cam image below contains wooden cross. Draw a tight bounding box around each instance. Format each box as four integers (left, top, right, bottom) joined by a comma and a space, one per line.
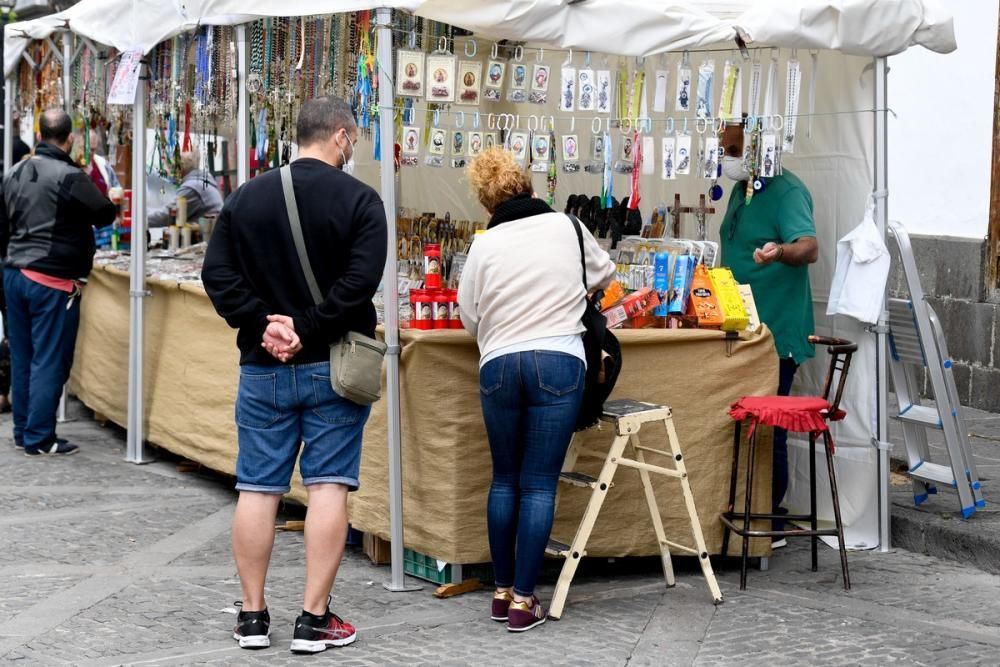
668, 193, 716, 240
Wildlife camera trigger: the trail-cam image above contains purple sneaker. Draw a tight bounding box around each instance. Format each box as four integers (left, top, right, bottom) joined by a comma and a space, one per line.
507, 595, 546, 632
491, 590, 513, 622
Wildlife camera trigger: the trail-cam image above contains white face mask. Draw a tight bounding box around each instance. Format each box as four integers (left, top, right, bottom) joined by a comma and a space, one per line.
339, 133, 356, 175
722, 156, 749, 182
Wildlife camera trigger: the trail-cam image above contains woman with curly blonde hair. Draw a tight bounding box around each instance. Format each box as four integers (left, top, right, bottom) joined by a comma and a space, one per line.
458, 147, 615, 632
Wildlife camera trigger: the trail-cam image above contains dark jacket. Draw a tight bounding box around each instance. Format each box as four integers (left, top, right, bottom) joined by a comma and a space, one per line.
202, 158, 388, 367
1, 142, 117, 280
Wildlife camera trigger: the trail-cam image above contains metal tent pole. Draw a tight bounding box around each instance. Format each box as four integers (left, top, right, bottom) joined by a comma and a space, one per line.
62, 32, 70, 110
126, 74, 151, 464
4, 76, 12, 174
873, 56, 891, 552
376, 6, 419, 593
235, 25, 249, 186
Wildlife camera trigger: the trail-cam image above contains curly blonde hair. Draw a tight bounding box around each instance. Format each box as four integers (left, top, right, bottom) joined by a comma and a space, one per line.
466, 147, 533, 214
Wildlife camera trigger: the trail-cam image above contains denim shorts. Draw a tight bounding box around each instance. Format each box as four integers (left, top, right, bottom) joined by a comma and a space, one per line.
235, 362, 371, 494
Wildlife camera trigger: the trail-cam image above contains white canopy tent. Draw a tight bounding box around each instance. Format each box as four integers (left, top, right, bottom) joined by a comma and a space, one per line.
2, 0, 956, 582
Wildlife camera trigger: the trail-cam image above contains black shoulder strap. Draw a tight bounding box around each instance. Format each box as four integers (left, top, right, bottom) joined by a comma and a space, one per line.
568, 214, 587, 291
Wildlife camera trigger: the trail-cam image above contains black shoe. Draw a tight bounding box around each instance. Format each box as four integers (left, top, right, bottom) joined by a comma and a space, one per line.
233, 602, 270, 649
24, 440, 79, 456
290, 607, 357, 654
16, 437, 69, 450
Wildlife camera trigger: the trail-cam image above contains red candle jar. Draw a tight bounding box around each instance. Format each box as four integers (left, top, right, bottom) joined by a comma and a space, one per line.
410, 289, 433, 330
432, 290, 450, 329
448, 289, 463, 329
424, 243, 442, 289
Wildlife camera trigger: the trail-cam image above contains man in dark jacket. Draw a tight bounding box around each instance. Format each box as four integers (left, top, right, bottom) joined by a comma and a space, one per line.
202, 96, 387, 655
1, 109, 116, 456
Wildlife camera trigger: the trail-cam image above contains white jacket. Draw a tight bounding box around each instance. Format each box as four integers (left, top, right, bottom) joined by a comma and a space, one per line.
826, 206, 890, 324
458, 211, 616, 360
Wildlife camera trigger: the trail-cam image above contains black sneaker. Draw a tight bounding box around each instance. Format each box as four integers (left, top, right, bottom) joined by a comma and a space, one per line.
290, 608, 357, 654
232, 602, 270, 649
24, 440, 79, 456
16, 437, 69, 450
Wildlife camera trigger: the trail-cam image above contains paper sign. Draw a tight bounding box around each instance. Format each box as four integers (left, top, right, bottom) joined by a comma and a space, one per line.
108, 50, 144, 105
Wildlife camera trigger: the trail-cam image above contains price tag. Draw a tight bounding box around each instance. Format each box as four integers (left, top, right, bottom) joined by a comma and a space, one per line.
108, 50, 144, 105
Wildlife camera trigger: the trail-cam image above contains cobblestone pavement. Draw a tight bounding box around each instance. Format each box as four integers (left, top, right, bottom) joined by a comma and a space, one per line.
2, 400, 1000, 666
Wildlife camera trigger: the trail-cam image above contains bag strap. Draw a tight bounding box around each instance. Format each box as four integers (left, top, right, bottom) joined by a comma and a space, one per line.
280, 165, 323, 306
568, 214, 587, 291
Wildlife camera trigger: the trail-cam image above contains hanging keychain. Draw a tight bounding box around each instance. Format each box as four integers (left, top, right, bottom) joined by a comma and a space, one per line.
562, 116, 581, 173
695, 58, 715, 119
425, 109, 445, 167
529, 116, 552, 172
747, 50, 763, 118
546, 123, 558, 206
783, 49, 802, 153
759, 49, 780, 179
560, 49, 576, 112
653, 54, 669, 113
507, 45, 527, 103
661, 117, 677, 181
596, 58, 612, 114
676, 51, 691, 112
585, 117, 605, 174
484, 43, 505, 102
629, 129, 643, 208
468, 111, 485, 159
451, 109, 467, 168
529, 48, 551, 104
718, 55, 740, 120
614, 121, 634, 174
578, 52, 596, 112
675, 117, 692, 176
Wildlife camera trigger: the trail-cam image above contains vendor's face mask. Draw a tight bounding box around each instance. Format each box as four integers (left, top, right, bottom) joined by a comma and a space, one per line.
338, 129, 358, 175
722, 156, 749, 182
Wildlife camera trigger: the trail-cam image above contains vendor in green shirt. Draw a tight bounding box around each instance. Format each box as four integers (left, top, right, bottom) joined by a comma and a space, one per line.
719, 121, 819, 543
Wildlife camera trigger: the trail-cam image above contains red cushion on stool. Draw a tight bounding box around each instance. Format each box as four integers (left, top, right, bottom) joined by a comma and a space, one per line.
729, 395, 832, 435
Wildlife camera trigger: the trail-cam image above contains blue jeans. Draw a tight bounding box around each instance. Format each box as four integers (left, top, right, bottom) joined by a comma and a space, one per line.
235, 362, 371, 494
479, 351, 585, 597
773, 357, 800, 528
4, 268, 80, 449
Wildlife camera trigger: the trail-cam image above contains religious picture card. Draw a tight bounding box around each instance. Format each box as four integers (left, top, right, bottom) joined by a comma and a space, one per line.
457, 61, 483, 105
509, 131, 529, 162
578, 69, 596, 111
450, 130, 467, 168
484, 132, 498, 150
508, 62, 528, 103
529, 64, 551, 104
396, 50, 425, 98
467, 131, 485, 157
560, 66, 577, 112
426, 54, 457, 103
401, 126, 421, 155
562, 134, 580, 162
484, 60, 506, 102
675, 134, 692, 175
428, 128, 447, 156
661, 136, 676, 180
531, 133, 551, 162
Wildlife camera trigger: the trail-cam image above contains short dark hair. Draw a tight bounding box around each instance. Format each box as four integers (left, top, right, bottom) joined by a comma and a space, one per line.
39, 109, 73, 143
296, 97, 356, 147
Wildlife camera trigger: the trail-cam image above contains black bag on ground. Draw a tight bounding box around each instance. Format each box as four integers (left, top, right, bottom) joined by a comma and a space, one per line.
569, 215, 622, 431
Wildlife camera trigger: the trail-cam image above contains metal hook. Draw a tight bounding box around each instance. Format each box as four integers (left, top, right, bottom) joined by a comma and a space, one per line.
592, 116, 603, 135
564, 49, 573, 67
408, 30, 416, 49
638, 116, 652, 133
515, 114, 522, 130
695, 117, 709, 135
682, 117, 689, 135
585, 51, 592, 67
714, 116, 726, 134
665, 117, 675, 134
465, 39, 477, 58
536, 48, 544, 63
770, 47, 779, 62
546, 115, 556, 131
438, 35, 449, 54
513, 45, 524, 62
771, 114, 784, 131
745, 115, 758, 133
620, 117, 633, 133
528, 115, 539, 132
433, 109, 441, 127
455, 111, 465, 128
491, 42, 499, 60
488, 113, 497, 130
569, 115, 576, 133
473, 111, 481, 129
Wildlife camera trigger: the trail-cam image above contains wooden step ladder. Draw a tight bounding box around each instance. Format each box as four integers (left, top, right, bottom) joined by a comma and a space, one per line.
547, 399, 724, 620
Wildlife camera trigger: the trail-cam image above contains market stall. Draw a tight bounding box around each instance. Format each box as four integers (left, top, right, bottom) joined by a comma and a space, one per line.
4, 1, 959, 569
71, 260, 777, 560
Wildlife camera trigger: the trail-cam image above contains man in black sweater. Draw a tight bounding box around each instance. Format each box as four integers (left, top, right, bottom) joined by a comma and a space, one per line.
202, 97, 387, 654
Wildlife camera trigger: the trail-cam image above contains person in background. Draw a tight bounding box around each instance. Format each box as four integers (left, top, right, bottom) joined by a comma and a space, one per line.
82, 128, 120, 196
202, 97, 386, 654
458, 147, 616, 633
149, 151, 224, 227
719, 120, 819, 547
0, 108, 116, 455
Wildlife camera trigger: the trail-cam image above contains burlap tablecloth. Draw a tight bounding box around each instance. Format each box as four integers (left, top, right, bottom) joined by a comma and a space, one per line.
71, 266, 777, 563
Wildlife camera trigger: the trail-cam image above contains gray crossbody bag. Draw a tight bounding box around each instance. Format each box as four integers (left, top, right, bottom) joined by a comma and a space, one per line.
279, 165, 386, 405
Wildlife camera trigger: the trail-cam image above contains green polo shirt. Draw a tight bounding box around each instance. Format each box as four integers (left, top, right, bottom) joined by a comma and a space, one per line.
720, 169, 816, 364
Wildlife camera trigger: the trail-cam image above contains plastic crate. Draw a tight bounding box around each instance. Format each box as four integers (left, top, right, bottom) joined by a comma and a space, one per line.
403, 548, 494, 585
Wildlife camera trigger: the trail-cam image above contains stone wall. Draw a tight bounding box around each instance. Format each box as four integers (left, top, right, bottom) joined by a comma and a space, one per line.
888, 234, 999, 412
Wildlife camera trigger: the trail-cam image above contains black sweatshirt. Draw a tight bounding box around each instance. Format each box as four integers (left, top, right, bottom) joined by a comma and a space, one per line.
202, 159, 388, 366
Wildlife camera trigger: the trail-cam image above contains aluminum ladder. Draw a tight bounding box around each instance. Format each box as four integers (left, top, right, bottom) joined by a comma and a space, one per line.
546, 399, 723, 620
887, 221, 984, 518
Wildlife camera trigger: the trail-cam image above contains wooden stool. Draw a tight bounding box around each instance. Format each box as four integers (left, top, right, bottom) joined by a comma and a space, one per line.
547, 399, 724, 620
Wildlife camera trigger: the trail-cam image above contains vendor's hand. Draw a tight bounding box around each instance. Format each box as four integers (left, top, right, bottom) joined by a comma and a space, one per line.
262, 316, 301, 363
753, 241, 783, 265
